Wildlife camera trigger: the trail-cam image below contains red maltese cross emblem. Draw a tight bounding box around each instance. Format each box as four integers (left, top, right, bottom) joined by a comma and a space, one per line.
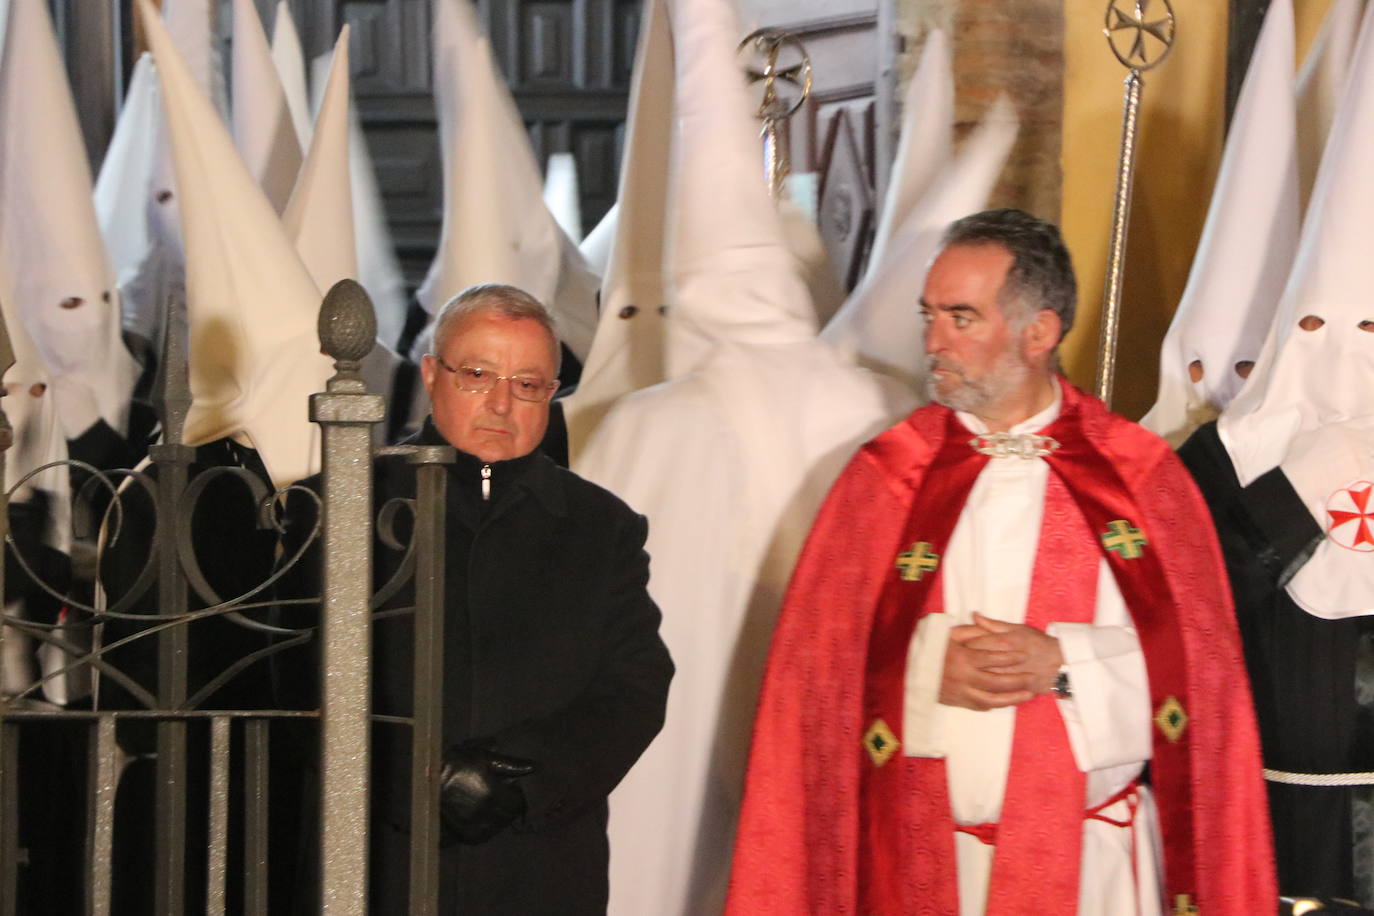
1326, 481, 1374, 552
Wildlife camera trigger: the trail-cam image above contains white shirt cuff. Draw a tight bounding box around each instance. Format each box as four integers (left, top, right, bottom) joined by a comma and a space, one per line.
1045, 621, 1153, 771
903, 613, 952, 758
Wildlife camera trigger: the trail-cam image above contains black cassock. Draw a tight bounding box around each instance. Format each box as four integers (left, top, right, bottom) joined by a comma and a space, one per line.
1179, 420, 1374, 903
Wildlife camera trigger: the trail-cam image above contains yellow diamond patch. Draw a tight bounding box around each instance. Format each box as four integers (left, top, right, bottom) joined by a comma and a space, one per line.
863, 718, 900, 767
1154, 696, 1189, 743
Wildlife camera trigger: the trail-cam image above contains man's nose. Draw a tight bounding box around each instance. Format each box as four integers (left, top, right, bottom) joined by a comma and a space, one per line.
486, 378, 514, 414
924, 320, 944, 354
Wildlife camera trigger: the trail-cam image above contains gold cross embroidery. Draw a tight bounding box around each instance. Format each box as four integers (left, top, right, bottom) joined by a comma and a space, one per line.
895, 542, 940, 581
1101, 519, 1148, 559
1172, 893, 1198, 915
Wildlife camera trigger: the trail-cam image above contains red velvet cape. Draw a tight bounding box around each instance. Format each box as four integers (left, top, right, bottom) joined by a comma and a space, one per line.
725, 380, 1275, 915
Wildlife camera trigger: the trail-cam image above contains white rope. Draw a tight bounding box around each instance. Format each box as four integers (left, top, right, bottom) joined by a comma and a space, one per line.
1263, 767, 1374, 787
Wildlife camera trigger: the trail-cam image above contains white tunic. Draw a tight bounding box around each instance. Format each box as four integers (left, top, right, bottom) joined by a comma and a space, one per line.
902, 393, 1164, 915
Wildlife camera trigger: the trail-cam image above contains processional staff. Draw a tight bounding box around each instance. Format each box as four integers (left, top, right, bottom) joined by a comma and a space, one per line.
1095, 0, 1175, 408
738, 27, 813, 199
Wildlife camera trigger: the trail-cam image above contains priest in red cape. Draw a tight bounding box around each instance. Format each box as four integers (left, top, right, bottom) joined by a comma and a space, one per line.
725, 209, 1276, 915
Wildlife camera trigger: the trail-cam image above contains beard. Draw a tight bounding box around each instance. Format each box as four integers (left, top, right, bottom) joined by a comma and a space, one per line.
926, 346, 1031, 414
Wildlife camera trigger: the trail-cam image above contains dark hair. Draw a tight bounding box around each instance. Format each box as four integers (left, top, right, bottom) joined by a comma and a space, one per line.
941, 208, 1076, 340
432, 282, 561, 372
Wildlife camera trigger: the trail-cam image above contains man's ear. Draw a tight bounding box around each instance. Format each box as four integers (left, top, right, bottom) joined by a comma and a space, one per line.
1023, 310, 1062, 360
419, 353, 438, 398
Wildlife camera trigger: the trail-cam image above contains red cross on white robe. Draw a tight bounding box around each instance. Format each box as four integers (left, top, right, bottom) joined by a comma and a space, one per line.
1326, 480, 1374, 552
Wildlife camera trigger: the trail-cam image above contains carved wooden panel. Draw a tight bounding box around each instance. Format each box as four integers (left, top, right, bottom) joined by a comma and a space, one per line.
816, 106, 875, 290
765, 11, 886, 291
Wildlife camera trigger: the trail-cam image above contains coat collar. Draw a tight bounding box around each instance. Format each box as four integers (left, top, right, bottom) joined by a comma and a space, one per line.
414, 416, 568, 518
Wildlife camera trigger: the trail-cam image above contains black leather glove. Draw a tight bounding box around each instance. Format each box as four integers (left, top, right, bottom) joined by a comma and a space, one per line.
438, 743, 535, 844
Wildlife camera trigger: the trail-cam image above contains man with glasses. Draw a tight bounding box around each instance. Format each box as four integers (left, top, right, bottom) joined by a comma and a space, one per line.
286, 283, 673, 913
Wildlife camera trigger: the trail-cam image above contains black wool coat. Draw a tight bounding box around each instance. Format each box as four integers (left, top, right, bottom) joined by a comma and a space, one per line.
296, 419, 675, 915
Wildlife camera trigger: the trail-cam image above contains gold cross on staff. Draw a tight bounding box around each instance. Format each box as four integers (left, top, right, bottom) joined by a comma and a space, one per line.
1101, 519, 1148, 559
895, 542, 940, 581
1172, 893, 1198, 915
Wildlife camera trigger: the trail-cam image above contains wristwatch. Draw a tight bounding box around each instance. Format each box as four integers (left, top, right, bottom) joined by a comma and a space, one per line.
1052, 666, 1072, 699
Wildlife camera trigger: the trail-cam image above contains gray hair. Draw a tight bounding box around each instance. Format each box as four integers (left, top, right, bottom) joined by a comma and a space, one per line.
941, 208, 1076, 340
431, 283, 562, 373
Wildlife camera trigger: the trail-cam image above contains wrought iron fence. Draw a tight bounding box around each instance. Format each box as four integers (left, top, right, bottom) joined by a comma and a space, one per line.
0, 280, 450, 914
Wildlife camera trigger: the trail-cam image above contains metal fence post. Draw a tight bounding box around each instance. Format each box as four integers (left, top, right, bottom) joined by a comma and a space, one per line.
311, 281, 385, 915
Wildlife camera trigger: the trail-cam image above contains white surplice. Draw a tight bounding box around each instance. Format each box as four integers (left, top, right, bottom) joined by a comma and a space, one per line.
901, 391, 1164, 915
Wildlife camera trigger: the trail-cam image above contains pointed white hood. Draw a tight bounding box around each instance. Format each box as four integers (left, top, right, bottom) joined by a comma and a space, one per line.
293, 36, 406, 421
95, 54, 162, 294
93, 51, 189, 364
1141, 0, 1299, 447
140, 0, 333, 488
162, 0, 227, 117
283, 29, 356, 293
561, 0, 676, 457
578, 203, 618, 279
863, 29, 954, 279
1219, 0, 1374, 619
307, 51, 410, 351
231, 0, 302, 212
270, 1, 313, 148
821, 96, 1018, 388
1296, 0, 1360, 212
662, 0, 814, 373
0, 0, 139, 439
0, 259, 71, 552
544, 152, 583, 244
419, 0, 596, 362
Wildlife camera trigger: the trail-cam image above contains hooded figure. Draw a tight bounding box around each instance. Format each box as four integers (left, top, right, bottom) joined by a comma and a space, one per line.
0, 0, 139, 444
1295, 0, 1361, 212
231, 0, 303, 213
1140, 0, 1299, 447
1178, 0, 1374, 901
284, 30, 410, 442
581, 1, 1007, 911
560, 0, 677, 463
416, 0, 598, 364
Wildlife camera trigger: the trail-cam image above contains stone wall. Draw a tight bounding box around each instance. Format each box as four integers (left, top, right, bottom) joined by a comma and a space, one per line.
895, 0, 1064, 221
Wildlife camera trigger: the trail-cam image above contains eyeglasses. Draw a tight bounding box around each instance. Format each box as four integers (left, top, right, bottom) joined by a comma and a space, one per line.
432, 356, 559, 403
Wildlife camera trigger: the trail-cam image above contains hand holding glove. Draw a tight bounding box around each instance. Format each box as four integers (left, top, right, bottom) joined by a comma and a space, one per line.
438, 743, 535, 844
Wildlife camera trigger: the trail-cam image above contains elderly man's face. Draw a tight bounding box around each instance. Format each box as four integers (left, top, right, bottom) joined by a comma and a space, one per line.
421, 313, 559, 462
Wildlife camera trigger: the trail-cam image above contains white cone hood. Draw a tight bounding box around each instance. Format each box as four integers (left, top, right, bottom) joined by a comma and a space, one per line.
283, 29, 356, 293
561, 0, 677, 458
822, 95, 1018, 388
863, 29, 954, 280
0, 0, 139, 439
140, 0, 333, 488
578, 202, 618, 279
1219, 0, 1374, 619
544, 152, 584, 244
308, 51, 410, 351
270, 1, 312, 148
231, 0, 302, 212
662, 0, 814, 373
0, 260, 71, 552
163, 0, 227, 117
418, 0, 596, 362
1141, 0, 1299, 447
1296, 0, 1360, 212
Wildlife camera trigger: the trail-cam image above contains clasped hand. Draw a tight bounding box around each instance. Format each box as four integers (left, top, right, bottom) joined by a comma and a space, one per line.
939, 612, 1064, 711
